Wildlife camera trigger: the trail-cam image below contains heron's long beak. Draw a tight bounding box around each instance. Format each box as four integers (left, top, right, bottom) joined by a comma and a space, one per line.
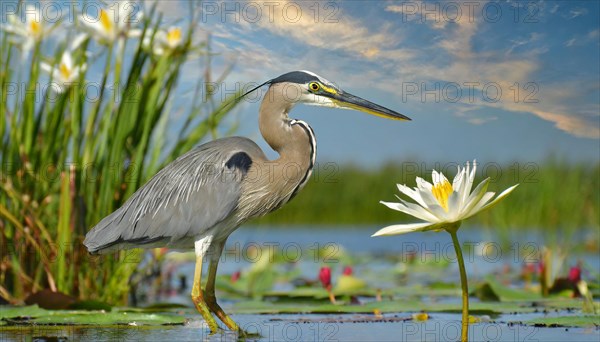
331, 92, 410, 121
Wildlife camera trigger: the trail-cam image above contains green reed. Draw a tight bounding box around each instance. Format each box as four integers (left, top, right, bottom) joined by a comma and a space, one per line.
0, 2, 239, 304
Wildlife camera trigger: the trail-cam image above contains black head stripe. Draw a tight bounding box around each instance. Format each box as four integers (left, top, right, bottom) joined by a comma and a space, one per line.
236, 71, 323, 102
270, 71, 320, 85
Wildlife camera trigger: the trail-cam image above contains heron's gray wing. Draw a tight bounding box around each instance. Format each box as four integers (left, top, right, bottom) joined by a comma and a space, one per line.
84, 137, 264, 254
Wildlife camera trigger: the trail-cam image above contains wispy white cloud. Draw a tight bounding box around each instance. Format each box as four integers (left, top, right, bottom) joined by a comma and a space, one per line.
507, 33, 542, 55
185, 0, 598, 139
201, 0, 416, 83
454, 105, 498, 125
567, 7, 588, 19
528, 110, 598, 138
468, 117, 498, 125
490, 94, 599, 139
246, 0, 404, 60
382, 1, 597, 138
564, 29, 600, 48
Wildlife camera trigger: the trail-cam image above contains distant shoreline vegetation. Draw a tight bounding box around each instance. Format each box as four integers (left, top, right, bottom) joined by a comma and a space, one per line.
252, 159, 599, 231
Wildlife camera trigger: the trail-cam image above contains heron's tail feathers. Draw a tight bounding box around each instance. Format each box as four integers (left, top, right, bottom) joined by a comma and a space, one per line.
83, 210, 168, 255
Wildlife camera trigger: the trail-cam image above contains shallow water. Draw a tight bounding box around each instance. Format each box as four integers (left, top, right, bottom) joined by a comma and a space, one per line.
163, 225, 599, 303
217, 225, 599, 272
2, 226, 597, 341
2, 313, 599, 341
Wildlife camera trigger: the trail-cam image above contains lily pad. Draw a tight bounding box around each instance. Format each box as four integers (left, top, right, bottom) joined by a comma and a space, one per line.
263, 287, 330, 300
0, 305, 186, 326
68, 300, 113, 311
263, 286, 380, 301
230, 298, 508, 315
524, 315, 600, 327
333, 275, 367, 294
228, 294, 593, 316
484, 278, 542, 301
473, 283, 501, 302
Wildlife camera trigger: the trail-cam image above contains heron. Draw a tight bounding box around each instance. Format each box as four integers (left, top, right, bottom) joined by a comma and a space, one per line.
83, 70, 409, 334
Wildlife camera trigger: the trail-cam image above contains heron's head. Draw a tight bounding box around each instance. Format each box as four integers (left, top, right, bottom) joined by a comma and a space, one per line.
265, 70, 410, 121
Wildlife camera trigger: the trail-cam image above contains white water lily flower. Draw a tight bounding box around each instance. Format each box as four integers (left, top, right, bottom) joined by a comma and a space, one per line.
79, 2, 142, 44
373, 161, 518, 236
2, 5, 48, 55
41, 51, 86, 93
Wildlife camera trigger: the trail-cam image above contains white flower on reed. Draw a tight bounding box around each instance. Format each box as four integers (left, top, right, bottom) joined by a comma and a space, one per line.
41, 51, 86, 93
79, 2, 142, 44
144, 26, 184, 55
2, 5, 49, 55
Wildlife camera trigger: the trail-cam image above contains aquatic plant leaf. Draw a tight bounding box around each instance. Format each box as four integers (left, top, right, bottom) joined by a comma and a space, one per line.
524, 315, 600, 327
472, 283, 501, 302
0, 305, 185, 326
484, 278, 542, 301
333, 275, 367, 294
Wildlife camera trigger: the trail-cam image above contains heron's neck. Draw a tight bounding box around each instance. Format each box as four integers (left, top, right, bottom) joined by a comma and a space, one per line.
259, 85, 307, 157
257, 84, 316, 203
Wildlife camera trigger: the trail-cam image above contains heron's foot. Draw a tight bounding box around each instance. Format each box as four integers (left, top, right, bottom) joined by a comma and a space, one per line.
205, 295, 242, 333
191, 294, 220, 334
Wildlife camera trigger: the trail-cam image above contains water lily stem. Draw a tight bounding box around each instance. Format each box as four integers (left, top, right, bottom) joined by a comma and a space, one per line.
449, 228, 469, 342
326, 286, 337, 304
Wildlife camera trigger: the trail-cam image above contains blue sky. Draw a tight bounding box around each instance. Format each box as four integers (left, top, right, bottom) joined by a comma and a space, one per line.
12, 0, 597, 167
165, 0, 599, 167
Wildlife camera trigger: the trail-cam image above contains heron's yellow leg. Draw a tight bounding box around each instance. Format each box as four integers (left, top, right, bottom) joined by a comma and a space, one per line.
191, 255, 219, 334
205, 241, 241, 332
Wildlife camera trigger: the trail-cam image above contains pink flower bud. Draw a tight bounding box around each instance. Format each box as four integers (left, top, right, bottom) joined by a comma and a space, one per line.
343, 266, 353, 276
568, 266, 581, 284
231, 271, 241, 283
319, 266, 331, 288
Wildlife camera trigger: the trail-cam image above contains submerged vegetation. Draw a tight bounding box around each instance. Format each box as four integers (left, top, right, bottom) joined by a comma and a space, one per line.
0, 2, 240, 304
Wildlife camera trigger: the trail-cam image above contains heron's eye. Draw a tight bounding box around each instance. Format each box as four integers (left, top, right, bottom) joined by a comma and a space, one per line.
309, 82, 320, 92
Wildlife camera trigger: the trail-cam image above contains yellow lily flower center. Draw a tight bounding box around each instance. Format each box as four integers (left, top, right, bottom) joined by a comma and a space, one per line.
432, 179, 453, 211
99, 9, 113, 33
59, 62, 71, 80
167, 27, 181, 45
29, 20, 41, 36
